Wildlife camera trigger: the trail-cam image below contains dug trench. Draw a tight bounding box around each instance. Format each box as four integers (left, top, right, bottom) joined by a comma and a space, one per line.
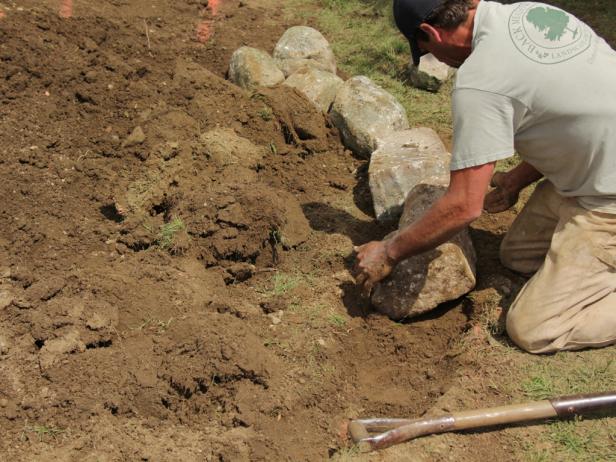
0, 1, 489, 460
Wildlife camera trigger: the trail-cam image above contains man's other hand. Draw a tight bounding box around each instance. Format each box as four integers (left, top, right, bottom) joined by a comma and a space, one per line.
484, 171, 519, 213
353, 240, 395, 297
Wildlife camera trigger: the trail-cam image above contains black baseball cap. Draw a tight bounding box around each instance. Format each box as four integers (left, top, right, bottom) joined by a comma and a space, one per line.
393, 0, 445, 66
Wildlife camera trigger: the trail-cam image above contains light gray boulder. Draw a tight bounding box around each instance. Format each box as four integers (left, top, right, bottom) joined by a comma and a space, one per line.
371, 184, 476, 320
408, 53, 454, 92
273, 26, 337, 77
330, 76, 409, 158
369, 128, 450, 222
228, 47, 285, 90
283, 67, 344, 113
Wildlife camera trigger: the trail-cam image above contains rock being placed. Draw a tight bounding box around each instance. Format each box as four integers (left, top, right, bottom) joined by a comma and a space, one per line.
371, 184, 476, 320
369, 128, 450, 222
283, 67, 344, 113
228, 47, 285, 90
330, 76, 409, 158
408, 53, 454, 92
273, 26, 337, 77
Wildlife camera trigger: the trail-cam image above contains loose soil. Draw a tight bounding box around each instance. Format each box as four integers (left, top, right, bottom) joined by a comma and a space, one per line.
0, 1, 526, 461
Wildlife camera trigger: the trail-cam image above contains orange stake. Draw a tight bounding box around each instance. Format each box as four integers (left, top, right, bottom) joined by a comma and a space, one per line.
209, 0, 221, 16
195, 0, 221, 42
59, 0, 73, 18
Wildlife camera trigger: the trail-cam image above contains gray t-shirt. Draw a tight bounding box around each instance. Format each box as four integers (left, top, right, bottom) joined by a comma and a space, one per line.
451, 1, 616, 213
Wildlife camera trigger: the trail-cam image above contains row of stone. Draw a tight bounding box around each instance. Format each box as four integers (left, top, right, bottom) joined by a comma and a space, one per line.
228, 27, 474, 320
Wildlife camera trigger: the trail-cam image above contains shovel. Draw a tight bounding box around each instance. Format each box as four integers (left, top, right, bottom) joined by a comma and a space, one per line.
348, 391, 616, 452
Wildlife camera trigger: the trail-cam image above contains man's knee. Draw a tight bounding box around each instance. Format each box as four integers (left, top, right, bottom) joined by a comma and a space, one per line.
505, 308, 550, 354
499, 233, 549, 275
499, 240, 538, 274
499, 240, 518, 271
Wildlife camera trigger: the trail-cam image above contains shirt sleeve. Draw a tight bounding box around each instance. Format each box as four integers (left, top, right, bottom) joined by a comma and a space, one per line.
450, 88, 517, 171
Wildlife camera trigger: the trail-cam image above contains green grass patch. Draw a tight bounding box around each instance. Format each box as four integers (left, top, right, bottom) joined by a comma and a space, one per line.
21, 424, 65, 442
285, 0, 453, 140
258, 106, 273, 121
271, 272, 301, 296
158, 217, 185, 250
517, 353, 616, 461
521, 355, 615, 399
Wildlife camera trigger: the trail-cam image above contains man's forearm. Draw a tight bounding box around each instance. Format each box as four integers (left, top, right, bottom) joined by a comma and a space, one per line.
385, 163, 495, 264
385, 194, 477, 264
501, 161, 543, 192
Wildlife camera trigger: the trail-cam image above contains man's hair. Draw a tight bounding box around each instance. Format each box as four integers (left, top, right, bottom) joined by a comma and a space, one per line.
415, 0, 476, 42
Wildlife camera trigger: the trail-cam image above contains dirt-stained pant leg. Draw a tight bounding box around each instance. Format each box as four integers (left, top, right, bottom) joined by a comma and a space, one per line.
501, 181, 616, 353
499, 180, 559, 274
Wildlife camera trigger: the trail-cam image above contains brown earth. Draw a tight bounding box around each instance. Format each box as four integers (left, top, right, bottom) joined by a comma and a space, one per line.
0, 1, 526, 461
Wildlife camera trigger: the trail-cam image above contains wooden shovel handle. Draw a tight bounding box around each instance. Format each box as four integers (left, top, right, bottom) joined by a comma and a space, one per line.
350, 391, 616, 452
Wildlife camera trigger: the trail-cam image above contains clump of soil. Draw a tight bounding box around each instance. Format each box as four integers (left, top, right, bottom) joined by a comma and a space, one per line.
0, 1, 473, 460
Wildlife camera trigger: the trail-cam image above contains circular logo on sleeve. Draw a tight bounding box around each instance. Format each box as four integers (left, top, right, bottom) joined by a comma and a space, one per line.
508, 3, 592, 64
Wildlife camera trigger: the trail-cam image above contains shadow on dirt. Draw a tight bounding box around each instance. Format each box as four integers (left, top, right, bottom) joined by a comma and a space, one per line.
301, 202, 395, 244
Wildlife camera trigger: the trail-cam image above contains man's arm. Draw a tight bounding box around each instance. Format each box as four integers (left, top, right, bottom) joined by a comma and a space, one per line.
484, 161, 543, 213
354, 162, 495, 294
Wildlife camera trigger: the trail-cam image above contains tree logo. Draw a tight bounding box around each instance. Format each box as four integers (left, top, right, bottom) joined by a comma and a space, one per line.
508, 3, 592, 64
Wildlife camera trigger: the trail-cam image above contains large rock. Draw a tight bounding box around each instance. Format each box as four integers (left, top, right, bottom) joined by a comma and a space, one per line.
369, 128, 450, 222
273, 26, 337, 77
283, 67, 344, 113
228, 47, 285, 90
371, 184, 476, 320
408, 54, 454, 92
330, 76, 409, 158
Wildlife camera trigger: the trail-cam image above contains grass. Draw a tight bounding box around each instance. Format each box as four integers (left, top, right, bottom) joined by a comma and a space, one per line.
285, 0, 453, 141
132, 317, 174, 333
521, 356, 615, 399
258, 106, 273, 121
271, 272, 301, 296
157, 217, 185, 251
21, 424, 65, 442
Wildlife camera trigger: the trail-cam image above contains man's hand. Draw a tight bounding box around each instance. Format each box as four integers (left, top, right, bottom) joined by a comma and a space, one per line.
353, 240, 395, 297
484, 171, 520, 213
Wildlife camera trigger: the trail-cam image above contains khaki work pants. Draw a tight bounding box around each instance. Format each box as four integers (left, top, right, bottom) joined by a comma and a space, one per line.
501, 181, 616, 354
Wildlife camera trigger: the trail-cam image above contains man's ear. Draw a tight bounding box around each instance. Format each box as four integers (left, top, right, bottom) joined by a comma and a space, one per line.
418, 23, 442, 43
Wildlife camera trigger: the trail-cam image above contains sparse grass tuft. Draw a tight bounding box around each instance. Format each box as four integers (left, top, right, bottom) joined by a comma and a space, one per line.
272, 273, 300, 296
158, 217, 185, 251
21, 423, 65, 442
258, 106, 273, 121
522, 375, 555, 400
329, 312, 347, 328
132, 317, 173, 333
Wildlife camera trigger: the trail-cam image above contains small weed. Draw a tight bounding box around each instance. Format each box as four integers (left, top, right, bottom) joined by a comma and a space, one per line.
250, 92, 266, 102
330, 444, 360, 461
269, 141, 278, 155
22, 424, 65, 442
521, 375, 555, 401
258, 106, 273, 121
132, 317, 173, 333
329, 313, 347, 328
269, 227, 284, 246
157, 217, 185, 250
548, 419, 595, 455
272, 273, 300, 296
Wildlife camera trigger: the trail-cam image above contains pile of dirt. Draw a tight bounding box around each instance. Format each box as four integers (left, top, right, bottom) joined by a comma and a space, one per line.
0, 1, 475, 460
